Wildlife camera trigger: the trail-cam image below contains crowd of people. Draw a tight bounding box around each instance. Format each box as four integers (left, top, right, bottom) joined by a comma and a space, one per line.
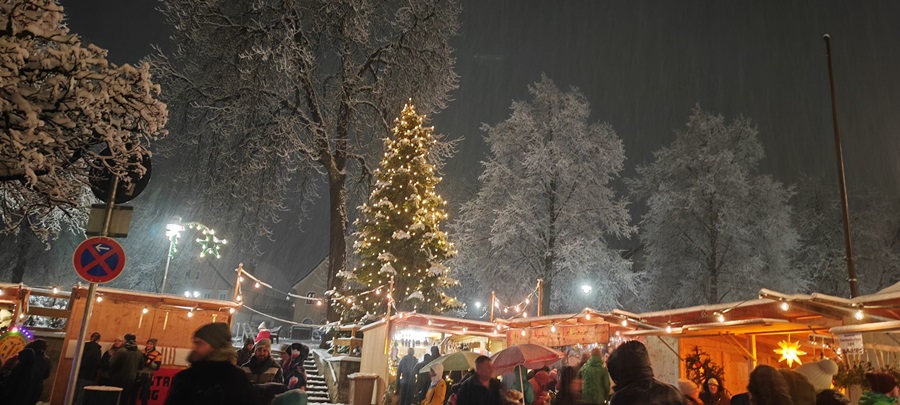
397, 340, 900, 405
0, 322, 311, 405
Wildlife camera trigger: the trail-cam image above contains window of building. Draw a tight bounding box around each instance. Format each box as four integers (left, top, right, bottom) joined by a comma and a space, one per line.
306, 292, 317, 305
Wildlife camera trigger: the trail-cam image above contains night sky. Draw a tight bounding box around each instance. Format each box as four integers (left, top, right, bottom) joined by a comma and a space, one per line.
52, 1, 900, 293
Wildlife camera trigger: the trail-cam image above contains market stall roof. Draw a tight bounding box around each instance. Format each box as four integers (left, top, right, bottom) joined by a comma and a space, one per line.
830, 320, 900, 335
359, 312, 505, 338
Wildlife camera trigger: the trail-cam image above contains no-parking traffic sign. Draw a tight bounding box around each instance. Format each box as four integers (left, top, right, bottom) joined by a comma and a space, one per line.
73, 237, 126, 283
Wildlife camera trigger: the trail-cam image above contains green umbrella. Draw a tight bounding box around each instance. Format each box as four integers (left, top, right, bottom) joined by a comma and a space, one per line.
419, 351, 481, 373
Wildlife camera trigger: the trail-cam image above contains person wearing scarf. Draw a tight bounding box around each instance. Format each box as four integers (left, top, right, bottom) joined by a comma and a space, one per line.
421, 363, 446, 405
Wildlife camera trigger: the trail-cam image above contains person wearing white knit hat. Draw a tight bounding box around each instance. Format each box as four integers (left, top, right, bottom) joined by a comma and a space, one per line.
795, 359, 850, 405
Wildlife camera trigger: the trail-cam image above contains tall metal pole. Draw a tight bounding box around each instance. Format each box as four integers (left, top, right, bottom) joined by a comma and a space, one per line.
823, 34, 860, 298
65, 176, 118, 405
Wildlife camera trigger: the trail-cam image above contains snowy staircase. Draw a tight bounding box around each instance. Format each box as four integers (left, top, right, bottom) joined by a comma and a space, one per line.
304, 354, 334, 404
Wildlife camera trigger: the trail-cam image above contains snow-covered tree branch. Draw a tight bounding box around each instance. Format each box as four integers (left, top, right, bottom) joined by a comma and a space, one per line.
152, 0, 459, 320
453, 76, 637, 313
0, 0, 168, 240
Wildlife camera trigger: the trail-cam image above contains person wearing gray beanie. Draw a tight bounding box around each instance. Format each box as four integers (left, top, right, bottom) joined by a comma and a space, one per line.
165, 322, 252, 405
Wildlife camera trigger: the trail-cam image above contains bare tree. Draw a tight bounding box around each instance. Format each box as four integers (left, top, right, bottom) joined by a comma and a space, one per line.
0, 0, 168, 240
152, 0, 459, 320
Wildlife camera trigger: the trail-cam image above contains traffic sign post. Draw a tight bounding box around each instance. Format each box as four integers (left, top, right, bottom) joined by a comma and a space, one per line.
64, 176, 119, 405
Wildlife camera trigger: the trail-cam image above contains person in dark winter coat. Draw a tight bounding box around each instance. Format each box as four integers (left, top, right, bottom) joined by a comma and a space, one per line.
0, 339, 52, 405
236, 337, 255, 368
795, 359, 850, 405
165, 322, 253, 405
456, 356, 503, 405
552, 366, 582, 405
699, 377, 730, 405
107, 333, 144, 405
98, 337, 124, 384
606, 341, 685, 405
399, 348, 419, 405
75, 332, 103, 405
779, 369, 816, 405
282, 342, 308, 390
415, 353, 434, 402
241, 338, 283, 384
747, 365, 792, 405
729, 393, 750, 405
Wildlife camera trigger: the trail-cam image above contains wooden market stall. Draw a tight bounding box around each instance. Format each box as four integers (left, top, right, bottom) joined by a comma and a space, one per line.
358, 313, 506, 404
48, 285, 240, 405
621, 293, 845, 396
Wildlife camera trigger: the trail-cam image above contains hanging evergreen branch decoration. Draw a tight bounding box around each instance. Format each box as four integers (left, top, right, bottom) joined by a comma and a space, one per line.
684, 346, 726, 389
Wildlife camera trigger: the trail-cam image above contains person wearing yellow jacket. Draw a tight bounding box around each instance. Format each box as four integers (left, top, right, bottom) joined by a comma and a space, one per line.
421, 363, 446, 405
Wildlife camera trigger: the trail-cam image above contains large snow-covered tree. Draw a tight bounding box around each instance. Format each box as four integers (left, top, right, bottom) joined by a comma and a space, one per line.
793, 177, 900, 296
152, 0, 459, 320
454, 76, 636, 313
629, 107, 801, 309
335, 103, 458, 319
0, 0, 168, 240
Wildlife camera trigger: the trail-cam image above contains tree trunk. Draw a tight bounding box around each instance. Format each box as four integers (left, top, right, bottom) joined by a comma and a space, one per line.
326, 168, 348, 322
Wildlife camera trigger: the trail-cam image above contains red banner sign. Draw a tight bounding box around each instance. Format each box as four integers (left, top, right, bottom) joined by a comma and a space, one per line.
147, 367, 180, 405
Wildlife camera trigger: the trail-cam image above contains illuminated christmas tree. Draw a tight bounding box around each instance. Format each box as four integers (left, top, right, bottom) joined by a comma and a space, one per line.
335, 103, 459, 318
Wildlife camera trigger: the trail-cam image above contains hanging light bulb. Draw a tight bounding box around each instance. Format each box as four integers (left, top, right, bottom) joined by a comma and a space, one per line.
521, 329, 526, 337
523, 311, 528, 318
254, 282, 261, 289
187, 310, 194, 318
665, 323, 672, 334
550, 324, 557, 333
236, 295, 242, 302
780, 301, 790, 312
229, 308, 235, 314
316, 300, 323, 306
525, 298, 530, 305
855, 308, 865, 320
142, 307, 149, 314
716, 312, 725, 323
427, 320, 433, 325
462, 327, 467, 334
585, 313, 591, 321
52, 287, 59, 294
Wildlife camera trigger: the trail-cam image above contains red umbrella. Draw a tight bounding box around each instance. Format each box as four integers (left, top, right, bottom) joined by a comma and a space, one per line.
490, 344, 565, 376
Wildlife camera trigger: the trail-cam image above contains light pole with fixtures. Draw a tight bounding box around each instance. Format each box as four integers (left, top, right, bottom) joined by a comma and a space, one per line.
161, 220, 227, 294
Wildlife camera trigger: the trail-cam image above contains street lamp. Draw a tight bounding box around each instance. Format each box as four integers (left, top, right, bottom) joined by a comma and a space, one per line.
161, 220, 227, 294
162, 222, 185, 294
580, 284, 593, 295
474, 301, 482, 309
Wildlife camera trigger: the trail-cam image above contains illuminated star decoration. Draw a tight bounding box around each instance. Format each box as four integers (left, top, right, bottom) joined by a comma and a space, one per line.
193, 225, 227, 259
774, 339, 807, 367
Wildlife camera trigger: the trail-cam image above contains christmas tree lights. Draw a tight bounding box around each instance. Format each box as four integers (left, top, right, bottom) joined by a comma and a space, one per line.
335, 103, 458, 318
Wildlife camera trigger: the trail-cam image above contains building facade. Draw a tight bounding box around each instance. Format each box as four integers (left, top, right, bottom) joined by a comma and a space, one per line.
292, 256, 328, 325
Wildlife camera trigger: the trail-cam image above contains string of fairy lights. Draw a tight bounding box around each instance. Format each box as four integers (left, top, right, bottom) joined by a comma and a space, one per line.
234, 266, 326, 306
492, 282, 541, 320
